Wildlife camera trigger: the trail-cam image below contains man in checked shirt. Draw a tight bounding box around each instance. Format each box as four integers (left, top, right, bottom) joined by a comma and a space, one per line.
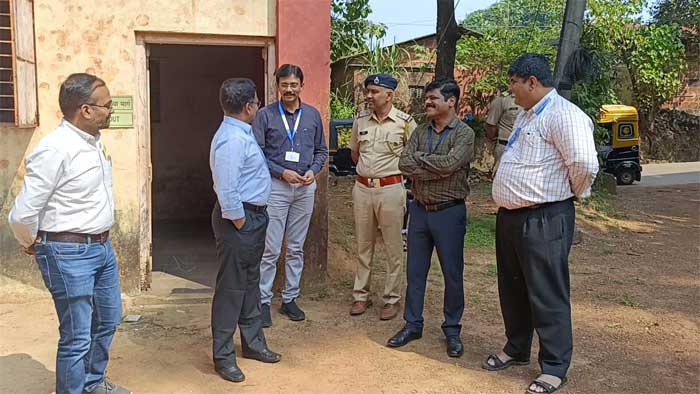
386, 79, 475, 358
482, 54, 598, 394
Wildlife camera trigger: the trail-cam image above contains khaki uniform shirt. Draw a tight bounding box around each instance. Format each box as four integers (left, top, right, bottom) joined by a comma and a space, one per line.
486, 92, 521, 141
350, 106, 417, 178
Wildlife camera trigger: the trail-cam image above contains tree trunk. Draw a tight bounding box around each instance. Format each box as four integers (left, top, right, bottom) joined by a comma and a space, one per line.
553, 0, 587, 100
435, 0, 460, 80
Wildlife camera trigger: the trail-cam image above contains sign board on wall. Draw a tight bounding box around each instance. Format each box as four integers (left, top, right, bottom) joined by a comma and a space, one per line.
108, 96, 134, 128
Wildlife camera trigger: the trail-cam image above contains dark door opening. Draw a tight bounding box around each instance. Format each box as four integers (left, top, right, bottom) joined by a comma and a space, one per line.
148, 44, 265, 289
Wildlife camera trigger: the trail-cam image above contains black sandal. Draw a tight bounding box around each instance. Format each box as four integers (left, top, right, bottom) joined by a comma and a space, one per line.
525, 376, 568, 394
481, 354, 530, 371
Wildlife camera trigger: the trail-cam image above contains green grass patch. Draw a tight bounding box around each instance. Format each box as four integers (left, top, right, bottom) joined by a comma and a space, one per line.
469, 182, 493, 198
621, 293, 641, 308
485, 263, 497, 277
579, 191, 621, 218
465, 215, 497, 248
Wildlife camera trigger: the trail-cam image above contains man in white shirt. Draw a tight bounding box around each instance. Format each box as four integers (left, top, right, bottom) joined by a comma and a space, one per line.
8, 74, 130, 394
482, 54, 598, 394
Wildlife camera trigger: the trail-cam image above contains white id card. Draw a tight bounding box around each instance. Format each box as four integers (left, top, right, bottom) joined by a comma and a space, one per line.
285, 151, 300, 163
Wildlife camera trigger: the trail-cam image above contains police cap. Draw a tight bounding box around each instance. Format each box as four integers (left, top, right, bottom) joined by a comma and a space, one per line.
364, 73, 398, 90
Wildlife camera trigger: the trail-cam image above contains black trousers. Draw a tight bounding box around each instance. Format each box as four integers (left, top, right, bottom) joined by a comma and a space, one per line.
211, 202, 268, 369
404, 200, 466, 337
496, 198, 575, 378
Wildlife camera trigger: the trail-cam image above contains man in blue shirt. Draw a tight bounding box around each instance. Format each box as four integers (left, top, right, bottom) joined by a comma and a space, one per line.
210, 78, 281, 383
253, 64, 328, 326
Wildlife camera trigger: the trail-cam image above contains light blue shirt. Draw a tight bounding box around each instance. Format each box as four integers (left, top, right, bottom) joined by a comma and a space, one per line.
210, 116, 271, 220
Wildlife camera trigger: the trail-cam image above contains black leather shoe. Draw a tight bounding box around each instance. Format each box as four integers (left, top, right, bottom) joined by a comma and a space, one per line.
261, 303, 272, 328
215, 365, 245, 382
242, 348, 282, 363
446, 336, 464, 357
387, 326, 422, 348
280, 300, 306, 321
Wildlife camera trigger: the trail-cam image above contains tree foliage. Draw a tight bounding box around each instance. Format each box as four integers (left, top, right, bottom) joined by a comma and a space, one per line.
575, 0, 687, 127
330, 0, 386, 62
456, 0, 564, 93
652, 0, 700, 29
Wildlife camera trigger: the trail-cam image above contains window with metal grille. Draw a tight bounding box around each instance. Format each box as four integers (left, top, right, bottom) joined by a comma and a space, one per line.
0, 0, 37, 127
0, 0, 14, 123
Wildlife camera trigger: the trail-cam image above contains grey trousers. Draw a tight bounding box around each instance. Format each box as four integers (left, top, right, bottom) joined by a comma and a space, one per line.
259, 177, 316, 305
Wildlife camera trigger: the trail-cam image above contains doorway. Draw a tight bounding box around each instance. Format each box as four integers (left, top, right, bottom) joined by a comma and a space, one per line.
147, 43, 266, 291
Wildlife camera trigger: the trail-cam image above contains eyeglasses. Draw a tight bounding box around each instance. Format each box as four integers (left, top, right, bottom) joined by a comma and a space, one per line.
86, 102, 113, 110
249, 99, 262, 107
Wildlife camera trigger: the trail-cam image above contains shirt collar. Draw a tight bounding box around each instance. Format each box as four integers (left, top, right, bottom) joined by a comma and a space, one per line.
370, 105, 399, 123
278, 100, 302, 115
528, 89, 557, 116
223, 115, 252, 134
430, 116, 460, 131
62, 119, 101, 144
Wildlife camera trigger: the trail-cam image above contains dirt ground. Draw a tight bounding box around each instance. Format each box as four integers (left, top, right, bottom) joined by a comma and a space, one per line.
1, 178, 698, 394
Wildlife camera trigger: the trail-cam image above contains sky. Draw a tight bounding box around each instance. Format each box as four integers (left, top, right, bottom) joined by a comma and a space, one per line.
368, 0, 499, 45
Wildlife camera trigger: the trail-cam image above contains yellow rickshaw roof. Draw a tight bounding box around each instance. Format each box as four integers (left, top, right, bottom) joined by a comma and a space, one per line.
598, 105, 639, 123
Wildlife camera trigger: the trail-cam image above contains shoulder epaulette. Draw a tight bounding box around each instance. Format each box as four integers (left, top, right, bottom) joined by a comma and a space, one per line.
395, 110, 413, 123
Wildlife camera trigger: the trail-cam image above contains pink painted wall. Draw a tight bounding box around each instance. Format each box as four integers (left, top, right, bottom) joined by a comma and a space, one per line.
276, 0, 331, 127
275, 0, 331, 283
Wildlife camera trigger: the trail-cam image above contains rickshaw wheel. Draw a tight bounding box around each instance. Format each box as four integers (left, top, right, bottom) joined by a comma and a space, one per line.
617, 169, 635, 185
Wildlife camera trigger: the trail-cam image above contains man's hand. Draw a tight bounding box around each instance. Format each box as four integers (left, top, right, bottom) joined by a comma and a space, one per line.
302, 170, 316, 185
282, 169, 305, 184
232, 217, 246, 230
23, 244, 36, 256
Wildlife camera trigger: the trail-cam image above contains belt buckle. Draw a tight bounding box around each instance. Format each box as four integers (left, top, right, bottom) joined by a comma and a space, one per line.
369, 178, 381, 188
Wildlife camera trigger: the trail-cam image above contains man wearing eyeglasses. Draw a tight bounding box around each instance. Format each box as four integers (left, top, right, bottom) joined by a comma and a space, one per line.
8, 73, 130, 394
252, 64, 328, 327
210, 78, 281, 383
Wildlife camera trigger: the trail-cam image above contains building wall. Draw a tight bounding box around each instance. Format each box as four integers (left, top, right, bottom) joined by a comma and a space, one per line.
276, 0, 331, 287
0, 0, 276, 293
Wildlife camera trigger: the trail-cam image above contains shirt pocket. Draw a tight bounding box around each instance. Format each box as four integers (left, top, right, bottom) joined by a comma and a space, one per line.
517, 129, 547, 164
357, 131, 372, 154
300, 127, 315, 150
379, 132, 405, 156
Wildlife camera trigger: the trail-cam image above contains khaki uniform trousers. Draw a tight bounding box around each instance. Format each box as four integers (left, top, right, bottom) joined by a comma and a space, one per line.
493, 142, 507, 175
352, 181, 405, 305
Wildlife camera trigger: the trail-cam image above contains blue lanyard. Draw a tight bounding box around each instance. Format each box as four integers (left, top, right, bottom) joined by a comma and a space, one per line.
426, 126, 451, 153
506, 96, 551, 150
278, 101, 302, 150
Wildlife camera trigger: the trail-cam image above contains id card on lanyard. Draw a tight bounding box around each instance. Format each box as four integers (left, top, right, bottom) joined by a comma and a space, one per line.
279, 101, 302, 163
505, 96, 551, 151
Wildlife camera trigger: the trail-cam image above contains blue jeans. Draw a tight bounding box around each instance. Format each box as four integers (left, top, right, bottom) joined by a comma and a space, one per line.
34, 239, 122, 394
404, 201, 466, 337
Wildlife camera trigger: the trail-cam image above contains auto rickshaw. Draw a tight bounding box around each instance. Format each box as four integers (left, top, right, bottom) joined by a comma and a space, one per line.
597, 105, 642, 185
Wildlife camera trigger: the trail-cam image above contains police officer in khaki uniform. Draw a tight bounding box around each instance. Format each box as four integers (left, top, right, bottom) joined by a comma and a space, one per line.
349, 73, 417, 320
485, 91, 521, 175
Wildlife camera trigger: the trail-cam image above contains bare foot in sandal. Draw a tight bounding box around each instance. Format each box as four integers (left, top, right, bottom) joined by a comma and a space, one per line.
526, 374, 568, 394
482, 351, 529, 371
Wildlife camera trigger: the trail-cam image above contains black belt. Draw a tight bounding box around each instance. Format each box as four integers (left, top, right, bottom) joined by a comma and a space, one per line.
243, 202, 266, 213
498, 139, 508, 146
38, 231, 110, 244
419, 199, 464, 212
506, 197, 575, 212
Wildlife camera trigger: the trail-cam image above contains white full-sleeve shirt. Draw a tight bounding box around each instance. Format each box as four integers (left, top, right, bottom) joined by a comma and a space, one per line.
492, 89, 599, 210
8, 120, 115, 247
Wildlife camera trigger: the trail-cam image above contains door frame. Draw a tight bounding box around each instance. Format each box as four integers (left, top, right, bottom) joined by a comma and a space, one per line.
134, 32, 275, 290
